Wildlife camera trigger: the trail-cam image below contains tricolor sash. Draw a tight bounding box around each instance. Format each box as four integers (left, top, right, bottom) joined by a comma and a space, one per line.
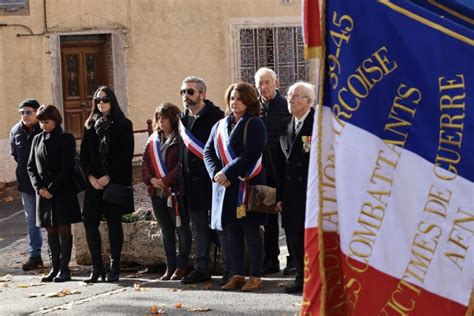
215, 116, 263, 217
178, 120, 205, 160
148, 131, 169, 179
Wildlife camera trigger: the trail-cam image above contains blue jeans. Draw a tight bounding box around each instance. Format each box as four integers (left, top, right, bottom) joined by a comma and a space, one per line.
21, 192, 42, 257
151, 196, 192, 269
189, 210, 210, 274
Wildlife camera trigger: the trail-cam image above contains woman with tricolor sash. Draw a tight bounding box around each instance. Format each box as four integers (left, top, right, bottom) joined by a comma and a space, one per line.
204, 82, 267, 292
142, 103, 192, 281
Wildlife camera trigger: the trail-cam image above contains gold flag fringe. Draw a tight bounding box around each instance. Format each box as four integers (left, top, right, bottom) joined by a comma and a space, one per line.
316, 0, 328, 315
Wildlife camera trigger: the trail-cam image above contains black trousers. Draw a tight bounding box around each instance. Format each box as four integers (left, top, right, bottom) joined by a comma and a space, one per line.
285, 225, 304, 286
83, 205, 123, 267
263, 213, 280, 264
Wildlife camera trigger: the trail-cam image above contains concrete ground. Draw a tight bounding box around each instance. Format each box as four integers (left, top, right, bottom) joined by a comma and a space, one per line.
0, 180, 302, 315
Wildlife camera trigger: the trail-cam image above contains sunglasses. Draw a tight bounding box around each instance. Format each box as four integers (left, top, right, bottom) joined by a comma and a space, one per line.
19, 110, 34, 116
94, 96, 111, 104
180, 88, 199, 96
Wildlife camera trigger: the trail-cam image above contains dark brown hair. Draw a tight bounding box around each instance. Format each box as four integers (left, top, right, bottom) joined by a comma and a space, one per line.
153, 102, 181, 131
224, 82, 260, 117
36, 104, 62, 125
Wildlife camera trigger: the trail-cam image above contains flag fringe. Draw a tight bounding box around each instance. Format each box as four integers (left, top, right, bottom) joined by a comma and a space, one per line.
316, 0, 328, 315
304, 46, 322, 60
466, 289, 474, 316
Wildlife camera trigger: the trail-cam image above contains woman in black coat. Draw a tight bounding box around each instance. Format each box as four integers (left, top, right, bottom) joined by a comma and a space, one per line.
204, 82, 267, 292
27, 104, 82, 282
80, 86, 134, 283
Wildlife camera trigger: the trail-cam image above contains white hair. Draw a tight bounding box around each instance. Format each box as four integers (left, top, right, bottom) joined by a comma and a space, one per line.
254, 67, 277, 83
288, 81, 316, 105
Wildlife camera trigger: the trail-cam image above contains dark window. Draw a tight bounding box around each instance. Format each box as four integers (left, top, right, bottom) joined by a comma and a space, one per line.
239, 26, 310, 95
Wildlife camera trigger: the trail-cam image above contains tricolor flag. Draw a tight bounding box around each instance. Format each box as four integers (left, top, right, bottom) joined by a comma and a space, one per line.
303, 0, 473, 315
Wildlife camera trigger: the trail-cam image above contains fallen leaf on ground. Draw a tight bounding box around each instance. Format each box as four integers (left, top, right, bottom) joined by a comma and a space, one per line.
3, 196, 14, 203
1, 274, 12, 282
16, 284, 30, 288
2, 283, 8, 288
174, 303, 182, 309
187, 284, 196, 289
134, 283, 145, 291
202, 282, 212, 290
169, 288, 182, 292
27, 293, 45, 298
46, 288, 80, 298
187, 307, 211, 312
277, 282, 287, 288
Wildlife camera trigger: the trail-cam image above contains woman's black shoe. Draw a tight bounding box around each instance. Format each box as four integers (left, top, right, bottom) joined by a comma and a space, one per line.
107, 266, 120, 282
41, 269, 58, 282
84, 267, 106, 283
53, 269, 71, 282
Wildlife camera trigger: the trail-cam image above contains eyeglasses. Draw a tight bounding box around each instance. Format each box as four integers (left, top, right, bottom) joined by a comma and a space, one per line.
94, 96, 111, 104
19, 110, 34, 116
180, 88, 200, 96
286, 94, 308, 101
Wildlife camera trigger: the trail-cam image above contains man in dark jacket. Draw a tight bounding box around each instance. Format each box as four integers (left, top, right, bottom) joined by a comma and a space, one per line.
177, 76, 224, 284
255, 68, 292, 275
276, 82, 315, 294
9, 98, 43, 270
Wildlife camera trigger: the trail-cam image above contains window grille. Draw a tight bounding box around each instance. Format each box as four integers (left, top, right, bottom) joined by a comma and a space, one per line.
238, 26, 310, 96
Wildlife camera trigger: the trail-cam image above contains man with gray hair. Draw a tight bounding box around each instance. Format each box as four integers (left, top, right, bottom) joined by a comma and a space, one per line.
275, 81, 315, 293
254, 68, 293, 276
177, 76, 224, 284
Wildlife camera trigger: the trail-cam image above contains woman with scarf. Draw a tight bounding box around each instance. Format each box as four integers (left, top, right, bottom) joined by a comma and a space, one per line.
80, 86, 134, 283
141, 103, 192, 281
27, 104, 82, 282
204, 82, 267, 292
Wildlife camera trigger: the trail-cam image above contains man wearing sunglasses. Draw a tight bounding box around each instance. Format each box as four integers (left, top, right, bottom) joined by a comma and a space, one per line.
9, 98, 43, 271
177, 76, 224, 284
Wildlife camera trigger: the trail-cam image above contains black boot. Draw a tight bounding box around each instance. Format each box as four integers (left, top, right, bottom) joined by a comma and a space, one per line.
84, 230, 105, 283
84, 266, 106, 283
41, 233, 60, 282
107, 260, 120, 282
53, 234, 72, 282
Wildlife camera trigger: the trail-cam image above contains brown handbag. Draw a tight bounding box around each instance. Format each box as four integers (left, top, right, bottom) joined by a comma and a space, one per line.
242, 118, 278, 214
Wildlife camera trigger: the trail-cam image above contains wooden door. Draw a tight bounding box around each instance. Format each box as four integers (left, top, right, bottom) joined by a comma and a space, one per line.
61, 43, 108, 138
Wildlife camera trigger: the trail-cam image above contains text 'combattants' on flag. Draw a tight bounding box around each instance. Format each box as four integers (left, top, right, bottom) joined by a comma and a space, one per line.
303, 0, 473, 315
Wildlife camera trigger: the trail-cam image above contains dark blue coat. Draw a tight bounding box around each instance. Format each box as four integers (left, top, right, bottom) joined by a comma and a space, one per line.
260, 90, 290, 186
10, 121, 41, 193
204, 114, 267, 230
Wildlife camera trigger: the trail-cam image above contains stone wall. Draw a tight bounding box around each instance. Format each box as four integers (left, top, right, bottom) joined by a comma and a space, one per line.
73, 221, 166, 266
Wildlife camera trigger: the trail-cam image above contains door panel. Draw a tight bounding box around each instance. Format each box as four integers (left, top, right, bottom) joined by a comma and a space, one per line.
61, 43, 107, 138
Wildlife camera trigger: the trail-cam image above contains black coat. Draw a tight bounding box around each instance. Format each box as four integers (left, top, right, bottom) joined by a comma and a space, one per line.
260, 90, 290, 187
178, 100, 224, 212
80, 117, 134, 216
27, 126, 82, 227
10, 121, 41, 194
204, 114, 267, 230
276, 108, 314, 230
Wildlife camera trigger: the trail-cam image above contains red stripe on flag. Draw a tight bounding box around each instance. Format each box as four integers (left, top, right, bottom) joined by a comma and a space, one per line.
303, 0, 321, 59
